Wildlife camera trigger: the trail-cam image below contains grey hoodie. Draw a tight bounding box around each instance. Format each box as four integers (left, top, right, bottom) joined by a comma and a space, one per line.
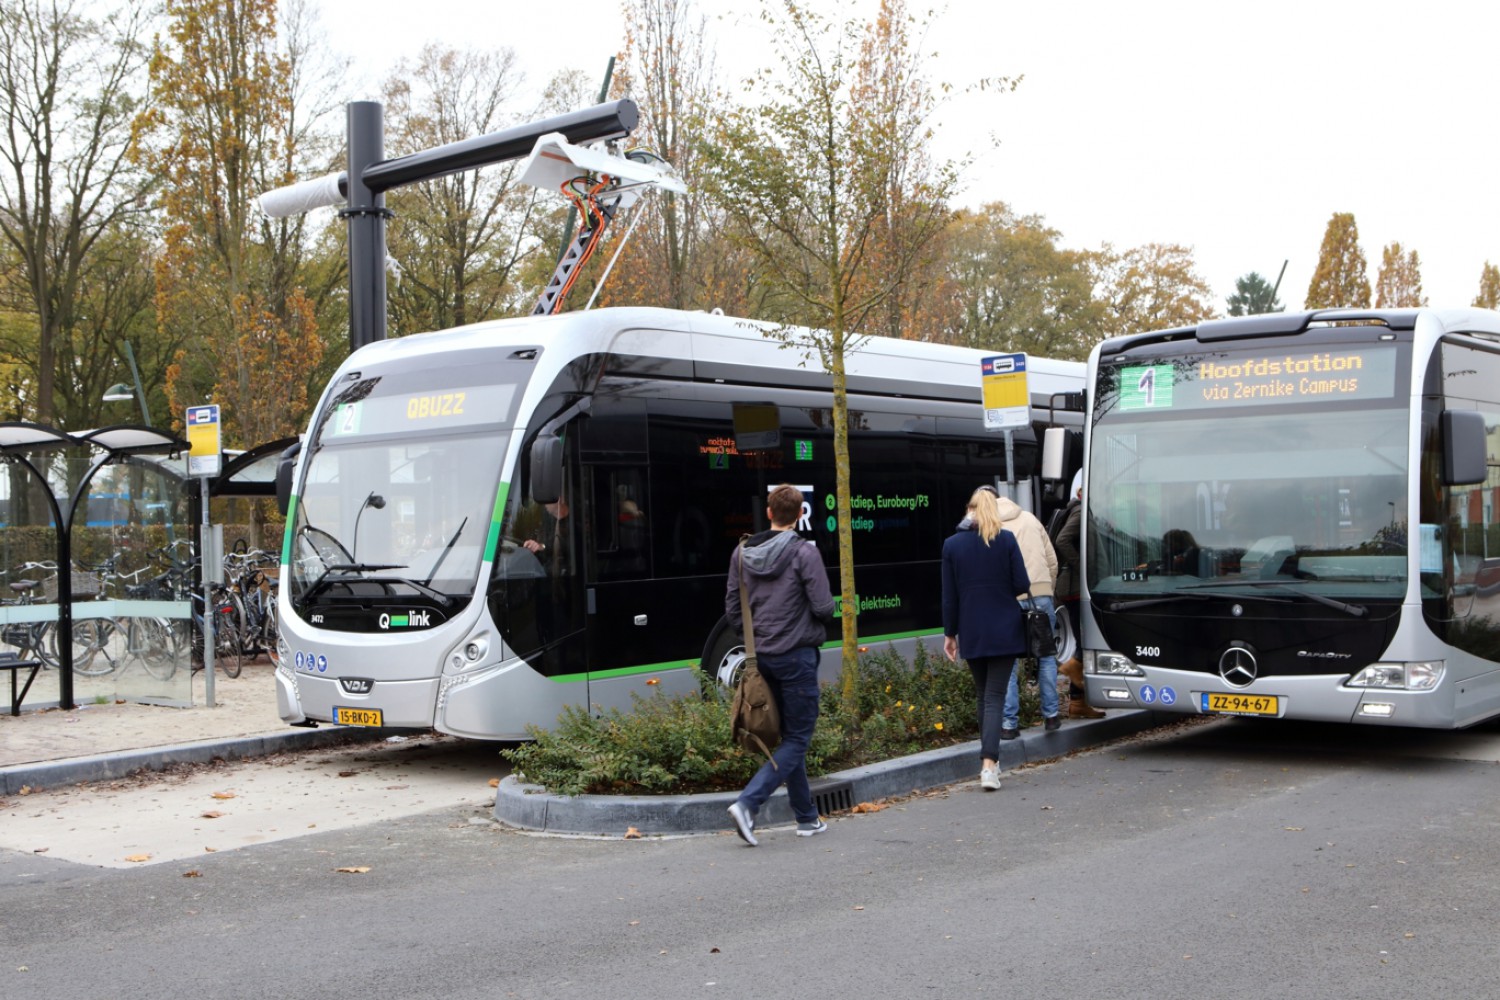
726, 528, 836, 656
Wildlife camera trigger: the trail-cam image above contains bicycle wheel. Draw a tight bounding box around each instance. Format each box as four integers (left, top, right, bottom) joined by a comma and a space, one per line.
127, 616, 180, 681
213, 589, 245, 678
261, 590, 280, 666
55, 618, 114, 676
31, 621, 60, 669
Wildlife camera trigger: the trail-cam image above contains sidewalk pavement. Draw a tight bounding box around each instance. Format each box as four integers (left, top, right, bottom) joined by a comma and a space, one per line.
0, 658, 394, 796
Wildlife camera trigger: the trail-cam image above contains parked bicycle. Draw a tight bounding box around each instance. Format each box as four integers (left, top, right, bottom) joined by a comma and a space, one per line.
0, 560, 110, 674
224, 542, 280, 663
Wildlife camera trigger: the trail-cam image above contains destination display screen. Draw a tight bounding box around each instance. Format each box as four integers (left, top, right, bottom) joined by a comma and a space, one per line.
326, 384, 516, 439
1116, 346, 1399, 413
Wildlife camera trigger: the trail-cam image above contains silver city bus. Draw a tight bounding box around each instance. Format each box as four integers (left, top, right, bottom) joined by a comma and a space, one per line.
274, 306, 1085, 739
1078, 307, 1500, 728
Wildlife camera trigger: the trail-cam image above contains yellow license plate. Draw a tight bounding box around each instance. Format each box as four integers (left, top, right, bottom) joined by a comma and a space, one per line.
1200, 692, 1279, 716
334, 706, 384, 727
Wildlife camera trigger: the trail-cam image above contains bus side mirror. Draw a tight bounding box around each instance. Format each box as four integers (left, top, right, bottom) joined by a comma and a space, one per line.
275, 440, 301, 516
530, 434, 563, 503
1041, 427, 1081, 482
1442, 410, 1487, 485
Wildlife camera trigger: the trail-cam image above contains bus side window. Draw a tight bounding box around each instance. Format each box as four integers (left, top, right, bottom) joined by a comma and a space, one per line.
591, 469, 649, 580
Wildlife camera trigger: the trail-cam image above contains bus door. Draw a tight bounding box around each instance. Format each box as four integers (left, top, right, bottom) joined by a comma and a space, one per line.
500, 430, 588, 680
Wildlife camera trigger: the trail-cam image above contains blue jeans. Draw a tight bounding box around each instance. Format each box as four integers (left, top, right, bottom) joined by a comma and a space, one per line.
736, 646, 821, 823
1004, 595, 1060, 728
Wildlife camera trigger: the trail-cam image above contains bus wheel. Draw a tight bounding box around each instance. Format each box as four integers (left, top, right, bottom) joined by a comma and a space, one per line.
1054, 604, 1078, 664
701, 621, 747, 692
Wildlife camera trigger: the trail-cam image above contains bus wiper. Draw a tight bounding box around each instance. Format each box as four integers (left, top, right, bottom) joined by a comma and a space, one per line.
1181, 580, 1368, 618
297, 562, 453, 608
422, 516, 468, 587
1107, 591, 1290, 612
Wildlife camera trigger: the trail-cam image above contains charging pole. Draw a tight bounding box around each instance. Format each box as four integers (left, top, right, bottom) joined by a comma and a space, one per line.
186, 405, 222, 706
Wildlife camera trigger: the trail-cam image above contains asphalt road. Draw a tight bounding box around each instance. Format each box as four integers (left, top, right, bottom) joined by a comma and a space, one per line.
5, 717, 1500, 999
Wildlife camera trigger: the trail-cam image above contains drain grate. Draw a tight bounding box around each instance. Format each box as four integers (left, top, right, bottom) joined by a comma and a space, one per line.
810, 778, 854, 815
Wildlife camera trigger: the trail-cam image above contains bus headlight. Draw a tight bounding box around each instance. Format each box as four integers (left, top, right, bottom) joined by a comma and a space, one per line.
447, 634, 490, 672
1086, 649, 1145, 677
1346, 661, 1444, 691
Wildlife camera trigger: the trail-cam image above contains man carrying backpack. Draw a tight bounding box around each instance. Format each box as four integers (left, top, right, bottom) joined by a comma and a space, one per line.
724, 484, 836, 846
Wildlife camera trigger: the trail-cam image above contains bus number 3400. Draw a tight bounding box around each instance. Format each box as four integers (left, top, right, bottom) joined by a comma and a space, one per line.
1136, 646, 1160, 659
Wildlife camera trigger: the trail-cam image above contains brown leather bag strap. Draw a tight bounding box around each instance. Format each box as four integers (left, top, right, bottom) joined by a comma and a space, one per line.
736, 537, 756, 661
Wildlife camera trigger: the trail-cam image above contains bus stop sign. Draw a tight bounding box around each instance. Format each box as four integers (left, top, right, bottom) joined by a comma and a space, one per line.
186, 404, 222, 478
981, 354, 1031, 430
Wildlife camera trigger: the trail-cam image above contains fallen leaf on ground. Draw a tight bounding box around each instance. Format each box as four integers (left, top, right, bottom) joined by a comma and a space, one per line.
851, 801, 887, 814
211, 791, 236, 800
488, 778, 500, 788
335, 866, 371, 874
1284, 826, 1304, 832
624, 827, 642, 839
337, 771, 358, 777
32, 847, 47, 854
201, 811, 224, 819
18, 786, 31, 795
182, 870, 202, 878
124, 854, 151, 863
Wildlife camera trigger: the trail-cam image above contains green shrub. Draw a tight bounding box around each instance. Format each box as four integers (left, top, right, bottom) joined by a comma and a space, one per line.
503, 641, 1051, 796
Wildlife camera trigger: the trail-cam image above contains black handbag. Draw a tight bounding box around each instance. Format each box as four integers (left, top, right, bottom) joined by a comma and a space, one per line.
1022, 594, 1057, 659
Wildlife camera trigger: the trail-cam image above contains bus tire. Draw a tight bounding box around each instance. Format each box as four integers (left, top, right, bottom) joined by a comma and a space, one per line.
700, 618, 747, 694
1054, 602, 1078, 664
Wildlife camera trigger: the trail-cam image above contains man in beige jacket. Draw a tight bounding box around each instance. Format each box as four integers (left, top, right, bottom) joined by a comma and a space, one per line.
992, 490, 1062, 736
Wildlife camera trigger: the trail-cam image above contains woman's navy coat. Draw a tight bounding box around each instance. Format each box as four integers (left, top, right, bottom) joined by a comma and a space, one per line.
941, 525, 1032, 660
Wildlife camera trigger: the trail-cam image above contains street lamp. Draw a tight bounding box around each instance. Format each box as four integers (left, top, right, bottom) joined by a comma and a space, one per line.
101, 342, 151, 425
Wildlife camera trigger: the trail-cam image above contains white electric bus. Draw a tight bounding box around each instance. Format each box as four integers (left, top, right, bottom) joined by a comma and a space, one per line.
1078, 307, 1500, 728
273, 307, 1085, 739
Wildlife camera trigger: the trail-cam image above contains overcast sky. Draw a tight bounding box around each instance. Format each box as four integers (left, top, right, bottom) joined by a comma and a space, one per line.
315, 0, 1500, 315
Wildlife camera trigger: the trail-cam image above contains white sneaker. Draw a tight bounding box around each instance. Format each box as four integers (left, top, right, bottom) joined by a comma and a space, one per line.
980, 766, 1001, 791
726, 801, 758, 846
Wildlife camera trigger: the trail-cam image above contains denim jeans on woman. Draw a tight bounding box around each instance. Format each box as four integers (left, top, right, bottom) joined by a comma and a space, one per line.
1003, 594, 1060, 727
735, 645, 821, 823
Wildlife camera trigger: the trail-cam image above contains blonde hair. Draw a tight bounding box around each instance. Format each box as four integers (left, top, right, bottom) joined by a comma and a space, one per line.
967, 487, 1003, 544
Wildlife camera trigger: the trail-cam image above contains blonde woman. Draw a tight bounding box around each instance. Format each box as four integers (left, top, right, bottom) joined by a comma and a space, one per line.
941, 487, 1032, 791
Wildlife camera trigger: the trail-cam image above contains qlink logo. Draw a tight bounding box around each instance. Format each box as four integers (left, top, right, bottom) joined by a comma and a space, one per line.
379, 609, 432, 630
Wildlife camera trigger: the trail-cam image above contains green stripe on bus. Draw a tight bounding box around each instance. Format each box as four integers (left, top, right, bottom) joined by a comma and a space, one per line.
281, 495, 298, 564
483, 481, 511, 561
545, 629, 946, 683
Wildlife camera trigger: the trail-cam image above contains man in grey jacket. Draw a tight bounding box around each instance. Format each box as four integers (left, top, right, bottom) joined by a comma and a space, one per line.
724, 484, 836, 846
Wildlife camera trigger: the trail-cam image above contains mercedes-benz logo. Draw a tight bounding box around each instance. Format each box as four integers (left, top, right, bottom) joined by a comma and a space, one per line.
1218, 645, 1258, 687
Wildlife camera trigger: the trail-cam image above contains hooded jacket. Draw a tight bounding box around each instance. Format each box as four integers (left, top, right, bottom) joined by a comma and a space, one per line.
726, 528, 836, 656
995, 496, 1058, 598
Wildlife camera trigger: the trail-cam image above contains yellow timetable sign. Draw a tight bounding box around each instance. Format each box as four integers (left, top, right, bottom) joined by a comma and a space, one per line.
185, 404, 221, 477
981, 353, 1030, 429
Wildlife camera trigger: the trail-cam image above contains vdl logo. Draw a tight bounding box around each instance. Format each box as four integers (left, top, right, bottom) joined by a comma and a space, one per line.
379, 610, 432, 630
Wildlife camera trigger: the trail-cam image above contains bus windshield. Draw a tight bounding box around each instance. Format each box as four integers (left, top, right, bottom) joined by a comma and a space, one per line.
1088, 342, 1410, 602
287, 364, 526, 606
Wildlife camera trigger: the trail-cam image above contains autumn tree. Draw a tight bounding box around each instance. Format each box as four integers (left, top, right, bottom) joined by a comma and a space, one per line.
0, 0, 154, 424
1373, 241, 1425, 308
936, 203, 1106, 359
700, 0, 960, 719
1094, 242, 1214, 335
1474, 262, 1500, 309
1305, 212, 1371, 309
381, 45, 561, 334
1226, 271, 1284, 316
132, 0, 326, 450
599, 0, 724, 311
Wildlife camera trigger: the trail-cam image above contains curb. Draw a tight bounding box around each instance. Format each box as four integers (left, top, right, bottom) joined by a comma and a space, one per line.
494, 709, 1168, 837
0, 725, 404, 796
